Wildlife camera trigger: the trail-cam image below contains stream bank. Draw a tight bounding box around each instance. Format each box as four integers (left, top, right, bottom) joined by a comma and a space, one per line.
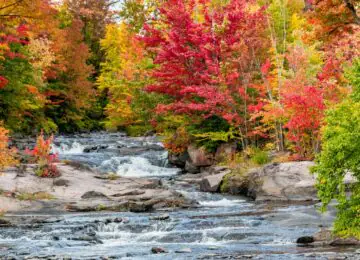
1, 132, 359, 259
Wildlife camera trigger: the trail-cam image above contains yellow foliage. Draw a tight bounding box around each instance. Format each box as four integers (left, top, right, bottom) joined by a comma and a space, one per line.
98, 23, 150, 129
0, 126, 18, 171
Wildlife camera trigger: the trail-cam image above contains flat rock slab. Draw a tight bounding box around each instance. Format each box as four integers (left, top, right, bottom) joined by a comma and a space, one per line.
0, 164, 195, 214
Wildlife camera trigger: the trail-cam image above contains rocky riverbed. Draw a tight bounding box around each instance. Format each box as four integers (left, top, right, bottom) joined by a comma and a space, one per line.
1, 132, 359, 259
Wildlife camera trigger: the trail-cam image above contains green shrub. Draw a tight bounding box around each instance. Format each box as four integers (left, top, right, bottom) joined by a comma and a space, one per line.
251, 149, 269, 165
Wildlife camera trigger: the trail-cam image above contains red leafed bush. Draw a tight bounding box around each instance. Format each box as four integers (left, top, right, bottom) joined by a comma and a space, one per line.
26, 132, 59, 178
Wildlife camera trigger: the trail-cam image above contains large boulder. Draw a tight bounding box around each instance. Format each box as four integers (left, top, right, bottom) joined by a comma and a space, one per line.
200, 171, 230, 192
187, 145, 214, 167
168, 152, 190, 168
247, 161, 317, 201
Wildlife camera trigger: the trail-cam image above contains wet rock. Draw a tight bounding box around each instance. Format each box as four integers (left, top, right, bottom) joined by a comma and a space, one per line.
185, 160, 200, 174
118, 146, 162, 156
200, 172, 229, 192
221, 173, 248, 195
151, 247, 167, 254
53, 179, 70, 187
330, 237, 360, 246
296, 236, 314, 244
149, 214, 170, 221
168, 152, 190, 168
69, 235, 103, 244
0, 219, 12, 227
175, 248, 192, 253
187, 145, 214, 167
128, 201, 153, 213
81, 191, 108, 199
113, 217, 123, 223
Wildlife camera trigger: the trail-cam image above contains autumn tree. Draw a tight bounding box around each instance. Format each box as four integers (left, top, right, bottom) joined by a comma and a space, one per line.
143, 0, 268, 151
313, 57, 360, 238
98, 23, 157, 132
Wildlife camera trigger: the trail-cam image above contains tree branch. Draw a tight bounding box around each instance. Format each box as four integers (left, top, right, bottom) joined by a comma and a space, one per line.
343, 0, 360, 25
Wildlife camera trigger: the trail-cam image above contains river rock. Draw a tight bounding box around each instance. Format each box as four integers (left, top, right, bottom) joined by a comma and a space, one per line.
128, 201, 153, 213
81, 191, 108, 199
200, 172, 229, 192
296, 236, 314, 244
0, 219, 12, 227
330, 237, 360, 246
246, 161, 318, 201
111, 189, 145, 197
185, 160, 200, 174
187, 145, 214, 167
168, 152, 190, 168
53, 179, 70, 187
149, 214, 170, 221
151, 247, 167, 254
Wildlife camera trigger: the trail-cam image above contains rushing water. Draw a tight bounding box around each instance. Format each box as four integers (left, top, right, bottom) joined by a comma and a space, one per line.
1, 132, 359, 259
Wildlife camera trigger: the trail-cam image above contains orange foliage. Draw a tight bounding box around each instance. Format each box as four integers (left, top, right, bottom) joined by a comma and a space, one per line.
0, 126, 18, 171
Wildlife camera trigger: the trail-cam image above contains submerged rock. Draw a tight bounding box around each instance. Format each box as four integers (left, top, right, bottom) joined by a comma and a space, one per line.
175, 248, 192, 253
149, 214, 170, 221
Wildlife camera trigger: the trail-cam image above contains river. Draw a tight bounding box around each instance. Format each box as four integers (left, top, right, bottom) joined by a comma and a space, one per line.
0, 132, 358, 259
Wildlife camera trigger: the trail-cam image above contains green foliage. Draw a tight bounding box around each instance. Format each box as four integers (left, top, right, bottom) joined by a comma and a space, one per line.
250, 148, 270, 165
187, 116, 234, 152
16, 192, 55, 201
126, 124, 153, 137
312, 58, 360, 238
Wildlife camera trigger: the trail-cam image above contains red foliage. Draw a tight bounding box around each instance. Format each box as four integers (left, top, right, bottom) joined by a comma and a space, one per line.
0, 76, 9, 89
26, 132, 59, 178
143, 0, 267, 127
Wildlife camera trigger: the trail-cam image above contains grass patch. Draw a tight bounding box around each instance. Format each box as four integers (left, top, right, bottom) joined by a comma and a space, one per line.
16, 192, 55, 201
107, 173, 120, 180
250, 149, 270, 166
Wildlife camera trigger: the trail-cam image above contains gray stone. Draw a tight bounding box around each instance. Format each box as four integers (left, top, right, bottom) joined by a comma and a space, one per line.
149, 214, 170, 221
187, 145, 214, 167
200, 172, 229, 192
53, 179, 70, 187
247, 162, 318, 201
151, 247, 167, 254
81, 191, 108, 199
330, 237, 360, 246
168, 152, 190, 168
185, 160, 200, 174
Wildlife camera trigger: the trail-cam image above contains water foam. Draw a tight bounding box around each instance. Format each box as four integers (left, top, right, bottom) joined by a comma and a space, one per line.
100, 156, 179, 177
52, 142, 85, 154
199, 198, 247, 207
